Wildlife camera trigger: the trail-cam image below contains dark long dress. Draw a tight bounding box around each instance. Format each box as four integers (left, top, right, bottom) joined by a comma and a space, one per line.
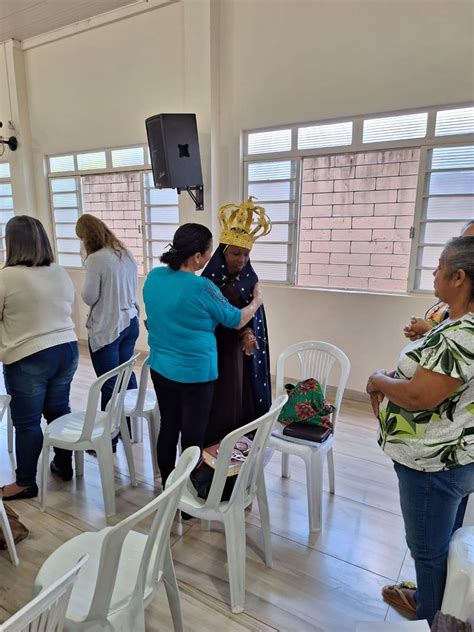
202, 245, 272, 446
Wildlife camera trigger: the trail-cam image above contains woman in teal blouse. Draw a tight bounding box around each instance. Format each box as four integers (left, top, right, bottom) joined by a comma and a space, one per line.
143, 223, 263, 485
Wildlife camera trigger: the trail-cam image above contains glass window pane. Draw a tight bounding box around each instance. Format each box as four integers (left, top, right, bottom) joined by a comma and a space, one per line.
363, 112, 428, 143
58, 253, 82, 267
0, 183, 12, 196
51, 178, 77, 193
257, 202, 292, 222
49, 155, 75, 173
0, 163, 11, 178
435, 107, 474, 136
428, 171, 474, 196
425, 196, 473, 220
151, 241, 169, 257
415, 269, 436, 291
150, 224, 178, 240
77, 151, 106, 170
298, 121, 352, 149
55, 209, 79, 223
258, 223, 289, 242
431, 146, 474, 170
56, 224, 78, 238
251, 261, 288, 281
417, 246, 443, 268
0, 197, 13, 210
145, 187, 179, 205
248, 181, 292, 201
421, 221, 467, 243
247, 129, 292, 155
52, 193, 78, 208
0, 210, 14, 224
251, 242, 289, 262
248, 160, 294, 181
112, 147, 144, 168
57, 239, 81, 253
147, 207, 179, 223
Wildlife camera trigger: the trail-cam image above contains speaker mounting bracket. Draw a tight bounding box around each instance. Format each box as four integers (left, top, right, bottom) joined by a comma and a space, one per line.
178, 185, 204, 211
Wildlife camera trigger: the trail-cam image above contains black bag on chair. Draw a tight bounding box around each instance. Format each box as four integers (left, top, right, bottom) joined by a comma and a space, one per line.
190, 461, 237, 501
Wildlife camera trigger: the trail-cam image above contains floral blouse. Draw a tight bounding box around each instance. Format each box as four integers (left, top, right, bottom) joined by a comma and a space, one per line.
379, 312, 474, 472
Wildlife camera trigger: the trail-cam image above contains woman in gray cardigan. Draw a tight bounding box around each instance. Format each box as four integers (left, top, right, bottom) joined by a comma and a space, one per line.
76, 215, 139, 434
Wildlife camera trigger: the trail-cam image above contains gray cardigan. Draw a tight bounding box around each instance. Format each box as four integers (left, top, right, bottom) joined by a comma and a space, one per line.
82, 248, 139, 352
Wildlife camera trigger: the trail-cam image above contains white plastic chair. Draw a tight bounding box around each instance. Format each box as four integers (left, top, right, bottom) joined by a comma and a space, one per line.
41, 355, 139, 519
0, 499, 19, 566
354, 622, 430, 631
169, 395, 287, 614
123, 355, 160, 477
441, 526, 474, 621
0, 394, 13, 455
269, 341, 350, 532
34, 447, 200, 632
0, 555, 88, 632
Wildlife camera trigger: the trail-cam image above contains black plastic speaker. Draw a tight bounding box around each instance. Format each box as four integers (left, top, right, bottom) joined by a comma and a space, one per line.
145, 113, 203, 190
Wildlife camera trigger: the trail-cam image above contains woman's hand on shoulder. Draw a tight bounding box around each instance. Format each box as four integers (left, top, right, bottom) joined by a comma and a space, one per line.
253, 282, 263, 307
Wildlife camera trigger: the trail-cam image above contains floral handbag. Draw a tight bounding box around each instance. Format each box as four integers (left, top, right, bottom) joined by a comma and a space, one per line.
277, 378, 335, 429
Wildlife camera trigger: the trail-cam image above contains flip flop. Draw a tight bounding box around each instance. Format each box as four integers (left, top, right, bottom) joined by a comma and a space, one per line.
382, 582, 417, 617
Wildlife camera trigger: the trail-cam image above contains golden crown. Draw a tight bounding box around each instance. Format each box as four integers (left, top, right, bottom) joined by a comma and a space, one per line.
218, 197, 272, 251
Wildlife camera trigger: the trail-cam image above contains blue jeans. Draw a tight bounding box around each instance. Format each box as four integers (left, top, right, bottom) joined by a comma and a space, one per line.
88, 317, 139, 412
3, 342, 79, 487
394, 461, 474, 625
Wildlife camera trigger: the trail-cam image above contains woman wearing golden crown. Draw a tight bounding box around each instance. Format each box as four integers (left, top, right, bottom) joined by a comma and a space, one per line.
201, 198, 273, 445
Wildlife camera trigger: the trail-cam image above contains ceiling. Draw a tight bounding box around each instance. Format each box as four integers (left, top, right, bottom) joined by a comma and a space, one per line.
0, 0, 143, 42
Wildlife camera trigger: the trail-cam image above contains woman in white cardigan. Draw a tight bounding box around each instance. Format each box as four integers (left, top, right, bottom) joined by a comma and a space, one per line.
0, 216, 78, 500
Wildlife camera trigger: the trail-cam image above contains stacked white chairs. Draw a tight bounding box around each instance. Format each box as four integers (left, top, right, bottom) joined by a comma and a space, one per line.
41, 355, 139, 518
170, 395, 287, 614
34, 447, 200, 632
123, 355, 160, 477
269, 341, 350, 532
0, 555, 88, 632
441, 526, 474, 621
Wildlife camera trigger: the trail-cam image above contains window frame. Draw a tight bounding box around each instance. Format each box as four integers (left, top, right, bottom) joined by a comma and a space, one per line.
46, 143, 179, 274
242, 103, 474, 292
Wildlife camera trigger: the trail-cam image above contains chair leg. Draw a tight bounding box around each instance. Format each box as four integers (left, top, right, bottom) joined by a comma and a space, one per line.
256, 476, 273, 568
131, 415, 143, 443
281, 452, 290, 478
7, 409, 13, 454
41, 444, 50, 512
223, 506, 247, 614
304, 450, 324, 533
327, 447, 335, 495
75, 450, 84, 477
163, 545, 184, 632
95, 439, 116, 518
120, 415, 137, 487
200, 519, 211, 531
0, 501, 19, 566
147, 410, 160, 478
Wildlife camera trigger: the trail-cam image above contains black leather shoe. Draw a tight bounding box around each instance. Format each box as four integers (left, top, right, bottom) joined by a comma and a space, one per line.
1, 483, 39, 500
50, 460, 73, 482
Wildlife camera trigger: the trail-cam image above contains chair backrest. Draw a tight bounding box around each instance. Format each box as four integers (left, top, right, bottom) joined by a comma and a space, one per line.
203, 395, 287, 509
79, 354, 140, 441
275, 341, 350, 430
84, 446, 200, 622
131, 354, 152, 415
0, 555, 88, 632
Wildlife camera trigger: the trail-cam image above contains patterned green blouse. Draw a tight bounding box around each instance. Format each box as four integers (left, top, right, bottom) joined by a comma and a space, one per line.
379, 312, 474, 472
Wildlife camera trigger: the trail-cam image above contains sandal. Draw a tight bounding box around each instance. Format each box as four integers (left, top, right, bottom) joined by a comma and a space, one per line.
1, 483, 39, 501
382, 582, 417, 618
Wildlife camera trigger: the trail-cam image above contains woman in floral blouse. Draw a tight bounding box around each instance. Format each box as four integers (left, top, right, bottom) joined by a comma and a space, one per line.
367, 235, 474, 625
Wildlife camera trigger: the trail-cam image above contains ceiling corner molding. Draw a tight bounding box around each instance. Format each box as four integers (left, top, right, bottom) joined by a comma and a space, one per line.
21, 0, 180, 51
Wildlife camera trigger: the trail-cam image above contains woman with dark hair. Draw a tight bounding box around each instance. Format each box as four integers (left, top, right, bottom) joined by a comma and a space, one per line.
201, 198, 272, 445
143, 222, 264, 485
75, 215, 139, 438
367, 235, 474, 625
0, 216, 78, 499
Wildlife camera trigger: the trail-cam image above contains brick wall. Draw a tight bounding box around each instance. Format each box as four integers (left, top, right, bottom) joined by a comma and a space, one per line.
299, 148, 420, 292
82, 172, 144, 273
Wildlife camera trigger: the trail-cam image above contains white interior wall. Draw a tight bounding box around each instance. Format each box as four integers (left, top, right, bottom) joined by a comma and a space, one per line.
0, 0, 472, 393
217, 0, 474, 392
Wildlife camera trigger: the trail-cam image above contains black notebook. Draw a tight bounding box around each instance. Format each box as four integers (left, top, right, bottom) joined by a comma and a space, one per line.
282, 423, 332, 443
